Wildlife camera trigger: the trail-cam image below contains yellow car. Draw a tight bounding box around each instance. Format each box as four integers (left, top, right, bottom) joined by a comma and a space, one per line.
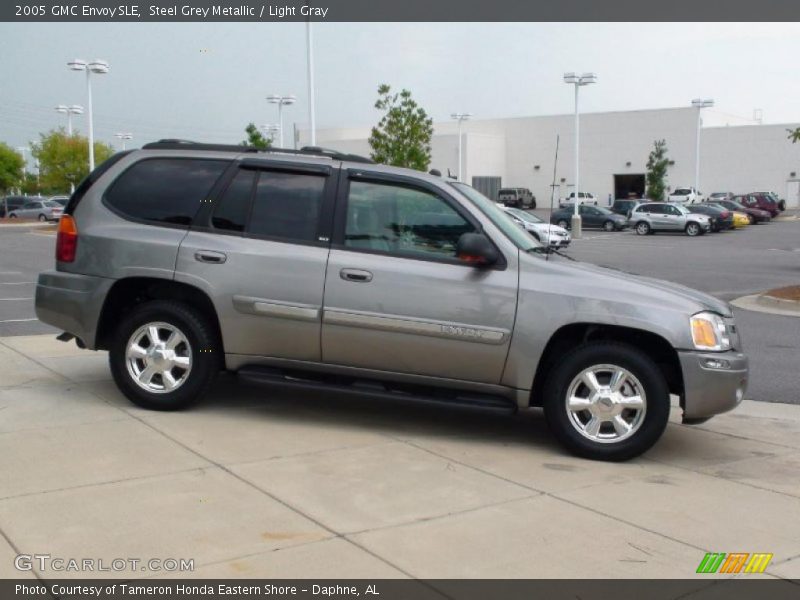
731, 211, 750, 228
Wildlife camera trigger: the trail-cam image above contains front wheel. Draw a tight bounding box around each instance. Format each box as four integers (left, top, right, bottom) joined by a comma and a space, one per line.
543, 342, 670, 461
109, 300, 220, 411
603, 220, 615, 232
635, 221, 650, 235
9, 214, 17, 219
685, 222, 701, 236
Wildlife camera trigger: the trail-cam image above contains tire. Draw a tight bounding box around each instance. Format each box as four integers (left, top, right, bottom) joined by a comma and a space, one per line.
635, 221, 650, 235
602, 220, 615, 232
748, 214, 755, 225
38, 214, 47, 222
9, 214, 17, 219
557, 219, 569, 229
109, 300, 220, 411
543, 342, 670, 461
685, 222, 701, 236
530, 199, 537, 209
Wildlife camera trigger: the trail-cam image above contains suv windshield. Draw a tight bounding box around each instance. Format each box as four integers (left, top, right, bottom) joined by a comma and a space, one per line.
450, 183, 539, 251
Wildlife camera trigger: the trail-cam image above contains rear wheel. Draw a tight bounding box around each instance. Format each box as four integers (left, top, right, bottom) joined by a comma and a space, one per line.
9, 214, 17, 219
748, 214, 755, 225
530, 199, 537, 209
38, 214, 47, 222
685, 222, 701, 236
635, 221, 650, 235
109, 300, 220, 410
543, 342, 670, 461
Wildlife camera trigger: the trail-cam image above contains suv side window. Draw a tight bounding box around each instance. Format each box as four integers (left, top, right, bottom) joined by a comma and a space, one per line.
345, 180, 474, 259
248, 170, 325, 243
212, 169, 255, 232
105, 158, 228, 227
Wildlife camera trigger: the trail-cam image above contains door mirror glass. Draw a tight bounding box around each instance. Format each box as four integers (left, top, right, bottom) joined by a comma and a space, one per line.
456, 233, 499, 267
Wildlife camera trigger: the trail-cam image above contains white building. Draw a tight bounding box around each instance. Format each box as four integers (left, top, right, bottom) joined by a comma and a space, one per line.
300, 107, 800, 208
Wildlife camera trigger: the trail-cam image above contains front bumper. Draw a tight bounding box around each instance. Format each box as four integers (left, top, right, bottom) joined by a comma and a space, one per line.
679, 350, 748, 420
35, 270, 114, 349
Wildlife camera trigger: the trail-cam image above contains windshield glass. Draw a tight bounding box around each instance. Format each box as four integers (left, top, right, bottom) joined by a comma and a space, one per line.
594, 206, 614, 215
450, 183, 539, 251
506, 207, 544, 224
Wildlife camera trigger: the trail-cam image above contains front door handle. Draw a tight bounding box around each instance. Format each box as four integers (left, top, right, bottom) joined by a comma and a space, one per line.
195, 250, 227, 264
340, 268, 373, 283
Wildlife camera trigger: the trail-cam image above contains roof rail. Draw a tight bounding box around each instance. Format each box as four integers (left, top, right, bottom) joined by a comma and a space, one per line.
141, 139, 374, 164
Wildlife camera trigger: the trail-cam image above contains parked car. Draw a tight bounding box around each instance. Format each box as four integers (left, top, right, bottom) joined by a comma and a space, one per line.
1, 195, 28, 218
630, 202, 711, 236
8, 199, 63, 221
707, 192, 734, 203
729, 211, 751, 229
685, 204, 733, 232
35, 140, 748, 461
498, 187, 536, 209
560, 192, 599, 208
550, 204, 629, 231
610, 199, 639, 218
752, 191, 786, 212
708, 198, 771, 224
733, 194, 780, 218
668, 187, 704, 204
49, 195, 70, 206
502, 206, 571, 247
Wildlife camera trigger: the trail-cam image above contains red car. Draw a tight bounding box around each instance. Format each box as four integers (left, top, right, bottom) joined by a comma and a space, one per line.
733, 193, 780, 218
712, 198, 772, 223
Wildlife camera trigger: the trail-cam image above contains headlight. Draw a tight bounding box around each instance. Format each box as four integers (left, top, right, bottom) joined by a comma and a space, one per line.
690, 312, 731, 351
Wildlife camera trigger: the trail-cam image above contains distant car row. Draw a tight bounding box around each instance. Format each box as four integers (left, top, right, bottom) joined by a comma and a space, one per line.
0, 195, 68, 220
668, 188, 786, 212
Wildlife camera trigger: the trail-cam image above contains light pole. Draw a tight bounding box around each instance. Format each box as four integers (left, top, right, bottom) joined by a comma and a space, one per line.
563, 72, 597, 239
115, 132, 133, 150
450, 113, 472, 182
261, 124, 280, 144
266, 94, 296, 148
306, 20, 316, 146
55, 104, 84, 136
691, 99, 714, 195
68, 59, 110, 171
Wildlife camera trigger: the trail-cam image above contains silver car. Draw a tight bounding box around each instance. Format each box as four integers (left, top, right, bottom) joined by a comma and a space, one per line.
502, 206, 571, 247
630, 202, 711, 236
35, 141, 748, 461
9, 199, 64, 222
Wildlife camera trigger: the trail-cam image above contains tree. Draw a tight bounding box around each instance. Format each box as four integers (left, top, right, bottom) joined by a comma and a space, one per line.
789, 127, 800, 143
0, 142, 25, 194
242, 123, 271, 149
646, 139, 670, 201
32, 129, 114, 193
368, 84, 433, 171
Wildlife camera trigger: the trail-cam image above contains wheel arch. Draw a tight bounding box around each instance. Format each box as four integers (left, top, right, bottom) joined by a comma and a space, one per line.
95, 277, 223, 353
529, 323, 683, 408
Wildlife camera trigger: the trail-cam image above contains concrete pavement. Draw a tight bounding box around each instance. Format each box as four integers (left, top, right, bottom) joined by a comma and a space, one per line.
1, 334, 799, 580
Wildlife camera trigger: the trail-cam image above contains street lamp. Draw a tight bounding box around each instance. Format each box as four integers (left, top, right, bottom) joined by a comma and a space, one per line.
306, 20, 316, 146
266, 94, 296, 147
563, 72, 597, 238
55, 104, 84, 136
691, 98, 714, 195
68, 58, 110, 171
115, 132, 133, 150
450, 113, 472, 182
260, 124, 280, 143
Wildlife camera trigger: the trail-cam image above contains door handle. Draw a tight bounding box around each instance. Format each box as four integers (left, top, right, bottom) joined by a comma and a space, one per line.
195, 250, 227, 264
340, 268, 373, 283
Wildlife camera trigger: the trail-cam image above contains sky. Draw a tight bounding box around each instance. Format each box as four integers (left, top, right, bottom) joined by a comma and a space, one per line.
1, 22, 800, 155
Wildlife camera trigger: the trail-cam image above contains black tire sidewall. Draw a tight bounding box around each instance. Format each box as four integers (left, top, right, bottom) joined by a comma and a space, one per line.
109, 300, 219, 410
543, 342, 670, 461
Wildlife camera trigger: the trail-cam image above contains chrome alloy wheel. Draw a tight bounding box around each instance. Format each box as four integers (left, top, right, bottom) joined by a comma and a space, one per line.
125, 322, 192, 394
565, 364, 647, 444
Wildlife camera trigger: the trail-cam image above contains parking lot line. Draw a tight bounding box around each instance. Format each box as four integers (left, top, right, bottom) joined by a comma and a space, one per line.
0, 298, 34, 301
0, 282, 34, 285
0, 318, 38, 323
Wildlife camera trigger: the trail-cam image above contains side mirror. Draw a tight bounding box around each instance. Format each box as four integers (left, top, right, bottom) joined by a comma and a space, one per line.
456, 233, 499, 267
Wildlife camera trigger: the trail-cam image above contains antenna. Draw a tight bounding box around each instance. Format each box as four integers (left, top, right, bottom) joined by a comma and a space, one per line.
547, 135, 560, 261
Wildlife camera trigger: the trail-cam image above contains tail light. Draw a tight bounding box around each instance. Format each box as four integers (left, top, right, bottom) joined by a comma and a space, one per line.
56, 215, 78, 262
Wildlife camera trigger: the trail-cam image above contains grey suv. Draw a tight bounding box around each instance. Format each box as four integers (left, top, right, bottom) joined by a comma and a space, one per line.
631, 202, 711, 236
35, 141, 748, 461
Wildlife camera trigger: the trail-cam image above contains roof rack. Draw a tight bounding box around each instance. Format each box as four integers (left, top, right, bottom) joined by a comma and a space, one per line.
141, 139, 374, 164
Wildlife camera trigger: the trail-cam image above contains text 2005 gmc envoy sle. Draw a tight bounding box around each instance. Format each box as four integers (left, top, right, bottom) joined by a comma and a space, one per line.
35, 141, 748, 461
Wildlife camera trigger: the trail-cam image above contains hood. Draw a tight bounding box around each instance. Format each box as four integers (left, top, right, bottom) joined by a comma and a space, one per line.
530, 257, 731, 317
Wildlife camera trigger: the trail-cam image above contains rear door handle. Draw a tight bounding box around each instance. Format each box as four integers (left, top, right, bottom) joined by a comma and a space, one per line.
195, 250, 227, 264
340, 268, 373, 283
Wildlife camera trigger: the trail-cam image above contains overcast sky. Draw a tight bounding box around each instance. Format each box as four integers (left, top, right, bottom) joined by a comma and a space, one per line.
2, 22, 800, 154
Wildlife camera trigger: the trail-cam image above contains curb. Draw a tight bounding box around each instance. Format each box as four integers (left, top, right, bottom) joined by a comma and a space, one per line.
731, 293, 800, 317
0, 221, 55, 229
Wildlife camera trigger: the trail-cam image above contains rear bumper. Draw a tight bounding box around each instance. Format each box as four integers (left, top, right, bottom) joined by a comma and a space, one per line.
35, 270, 113, 349
679, 350, 748, 420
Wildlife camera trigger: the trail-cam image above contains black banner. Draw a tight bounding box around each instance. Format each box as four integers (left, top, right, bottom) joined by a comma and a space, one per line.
3, 0, 800, 22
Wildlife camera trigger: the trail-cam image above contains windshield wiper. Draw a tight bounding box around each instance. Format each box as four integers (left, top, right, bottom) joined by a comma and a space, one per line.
527, 246, 576, 261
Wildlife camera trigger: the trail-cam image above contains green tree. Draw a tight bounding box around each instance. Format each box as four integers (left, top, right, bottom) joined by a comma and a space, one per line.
0, 142, 25, 194
368, 84, 433, 171
646, 139, 670, 201
241, 123, 272, 149
32, 129, 114, 193
788, 127, 800, 143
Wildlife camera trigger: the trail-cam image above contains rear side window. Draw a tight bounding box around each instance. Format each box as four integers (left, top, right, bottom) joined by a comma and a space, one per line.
212, 169, 255, 232
248, 171, 325, 242
105, 158, 228, 226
